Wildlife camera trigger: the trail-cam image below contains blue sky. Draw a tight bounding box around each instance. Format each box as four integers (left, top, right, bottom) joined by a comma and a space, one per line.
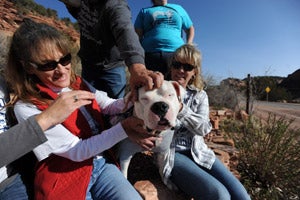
34, 0, 300, 81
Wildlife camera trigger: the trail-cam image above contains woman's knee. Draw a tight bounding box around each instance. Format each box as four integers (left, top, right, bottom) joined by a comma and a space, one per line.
194, 183, 230, 200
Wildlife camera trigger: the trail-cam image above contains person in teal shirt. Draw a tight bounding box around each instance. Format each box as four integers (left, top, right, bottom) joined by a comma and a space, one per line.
135, 0, 195, 75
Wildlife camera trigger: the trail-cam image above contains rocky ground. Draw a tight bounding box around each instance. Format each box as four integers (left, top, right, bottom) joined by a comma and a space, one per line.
0, 0, 79, 42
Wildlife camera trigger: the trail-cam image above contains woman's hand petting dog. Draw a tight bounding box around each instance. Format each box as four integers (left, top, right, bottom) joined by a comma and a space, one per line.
121, 116, 159, 150
35, 90, 95, 131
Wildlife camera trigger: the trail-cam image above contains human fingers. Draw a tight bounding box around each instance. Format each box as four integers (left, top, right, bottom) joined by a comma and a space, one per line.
121, 117, 159, 150
128, 70, 163, 102
122, 117, 145, 134
137, 137, 157, 150
127, 89, 138, 103
134, 70, 164, 91
147, 70, 164, 90
129, 73, 150, 95
137, 74, 154, 91
64, 90, 95, 103
128, 63, 149, 90
122, 117, 151, 139
54, 90, 95, 115
36, 91, 95, 130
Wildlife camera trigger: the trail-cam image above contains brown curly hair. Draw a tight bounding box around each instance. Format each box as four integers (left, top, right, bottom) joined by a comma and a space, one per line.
5, 18, 76, 105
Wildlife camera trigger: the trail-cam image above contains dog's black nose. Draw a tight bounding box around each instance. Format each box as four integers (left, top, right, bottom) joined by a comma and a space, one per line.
151, 102, 169, 118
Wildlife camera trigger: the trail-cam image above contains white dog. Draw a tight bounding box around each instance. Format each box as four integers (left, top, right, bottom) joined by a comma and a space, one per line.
117, 80, 185, 178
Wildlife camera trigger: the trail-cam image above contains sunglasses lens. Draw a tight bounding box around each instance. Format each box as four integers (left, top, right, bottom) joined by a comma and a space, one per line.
172, 62, 181, 69
183, 64, 194, 71
60, 53, 72, 66
36, 54, 71, 71
172, 61, 194, 71
38, 61, 57, 71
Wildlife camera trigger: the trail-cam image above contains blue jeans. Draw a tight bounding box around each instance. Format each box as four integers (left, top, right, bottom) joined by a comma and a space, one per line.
86, 157, 142, 200
170, 151, 251, 200
82, 65, 126, 99
0, 174, 28, 200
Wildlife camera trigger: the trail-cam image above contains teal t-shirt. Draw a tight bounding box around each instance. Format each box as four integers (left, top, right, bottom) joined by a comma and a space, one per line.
135, 4, 193, 52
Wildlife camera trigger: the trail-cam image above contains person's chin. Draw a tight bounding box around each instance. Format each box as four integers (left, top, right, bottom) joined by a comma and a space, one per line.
53, 80, 70, 89
177, 79, 186, 85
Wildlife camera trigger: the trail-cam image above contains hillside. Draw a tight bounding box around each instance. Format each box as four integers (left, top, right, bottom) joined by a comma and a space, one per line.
218, 72, 300, 102
279, 69, 300, 99
0, 0, 79, 41
0, 0, 79, 69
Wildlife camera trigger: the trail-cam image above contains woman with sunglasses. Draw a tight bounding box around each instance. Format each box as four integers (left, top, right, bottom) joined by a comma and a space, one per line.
158, 44, 251, 200
5, 18, 157, 200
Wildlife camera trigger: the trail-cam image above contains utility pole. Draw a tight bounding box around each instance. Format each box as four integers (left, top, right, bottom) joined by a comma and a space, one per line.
246, 74, 251, 114
265, 86, 271, 101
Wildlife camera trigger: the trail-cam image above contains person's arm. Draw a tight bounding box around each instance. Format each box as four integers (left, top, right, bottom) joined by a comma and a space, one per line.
0, 116, 46, 167
56, 89, 157, 159
107, 0, 164, 99
13, 89, 157, 162
108, 0, 144, 68
185, 25, 195, 44
175, 4, 194, 44
177, 90, 212, 136
0, 90, 94, 167
52, 116, 157, 161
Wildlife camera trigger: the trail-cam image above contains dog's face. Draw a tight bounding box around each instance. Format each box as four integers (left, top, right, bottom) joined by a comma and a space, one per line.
134, 80, 185, 131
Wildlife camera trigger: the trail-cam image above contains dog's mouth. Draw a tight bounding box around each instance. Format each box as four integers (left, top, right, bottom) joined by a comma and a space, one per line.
146, 117, 174, 132
158, 118, 170, 126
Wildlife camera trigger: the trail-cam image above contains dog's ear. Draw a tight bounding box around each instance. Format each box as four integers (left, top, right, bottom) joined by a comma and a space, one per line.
171, 81, 186, 103
124, 91, 131, 102
123, 91, 133, 111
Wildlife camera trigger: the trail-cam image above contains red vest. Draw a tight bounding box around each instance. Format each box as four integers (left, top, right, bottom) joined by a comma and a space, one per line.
33, 76, 105, 200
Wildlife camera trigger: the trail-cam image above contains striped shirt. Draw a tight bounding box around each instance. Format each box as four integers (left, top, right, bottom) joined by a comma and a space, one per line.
157, 85, 215, 189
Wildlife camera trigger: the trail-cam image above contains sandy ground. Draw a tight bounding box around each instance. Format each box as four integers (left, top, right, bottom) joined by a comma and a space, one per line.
251, 101, 300, 130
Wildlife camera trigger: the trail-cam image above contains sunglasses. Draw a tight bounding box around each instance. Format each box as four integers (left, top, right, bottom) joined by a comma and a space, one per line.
30, 53, 72, 71
171, 61, 195, 71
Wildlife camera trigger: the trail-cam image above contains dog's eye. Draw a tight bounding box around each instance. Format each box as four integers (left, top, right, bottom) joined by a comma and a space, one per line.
140, 97, 149, 104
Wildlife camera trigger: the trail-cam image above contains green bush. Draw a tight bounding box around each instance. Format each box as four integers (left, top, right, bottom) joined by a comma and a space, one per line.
221, 114, 300, 200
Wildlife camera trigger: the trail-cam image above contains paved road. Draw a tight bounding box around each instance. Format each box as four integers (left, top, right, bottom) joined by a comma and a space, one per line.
251, 100, 300, 129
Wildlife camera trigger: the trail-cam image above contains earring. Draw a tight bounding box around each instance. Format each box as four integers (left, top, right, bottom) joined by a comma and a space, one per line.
188, 75, 195, 85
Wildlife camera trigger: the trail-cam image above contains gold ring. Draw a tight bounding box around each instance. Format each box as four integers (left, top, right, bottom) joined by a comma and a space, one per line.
73, 95, 78, 102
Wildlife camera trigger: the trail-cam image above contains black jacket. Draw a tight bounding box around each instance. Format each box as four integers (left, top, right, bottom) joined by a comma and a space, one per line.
68, 0, 145, 69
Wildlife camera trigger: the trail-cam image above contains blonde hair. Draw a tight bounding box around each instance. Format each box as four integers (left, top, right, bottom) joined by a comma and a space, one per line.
5, 18, 76, 105
170, 44, 204, 90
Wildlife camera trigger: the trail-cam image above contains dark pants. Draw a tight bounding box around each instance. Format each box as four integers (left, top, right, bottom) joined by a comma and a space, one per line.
82, 65, 126, 99
145, 51, 174, 76
0, 174, 28, 200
